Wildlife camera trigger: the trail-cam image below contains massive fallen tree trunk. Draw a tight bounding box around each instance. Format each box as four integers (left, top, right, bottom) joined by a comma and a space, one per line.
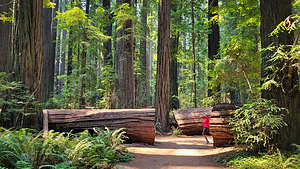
43, 109, 155, 144
173, 107, 212, 135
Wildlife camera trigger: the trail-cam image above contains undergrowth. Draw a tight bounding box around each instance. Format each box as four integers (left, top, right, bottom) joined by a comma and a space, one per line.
217, 145, 300, 169
0, 127, 134, 169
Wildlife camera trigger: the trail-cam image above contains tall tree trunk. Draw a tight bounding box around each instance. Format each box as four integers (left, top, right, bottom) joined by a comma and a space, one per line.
11, 0, 43, 127
207, 0, 220, 97
260, 0, 300, 147
137, 0, 151, 107
55, 0, 66, 94
147, 9, 153, 95
103, 0, 112, 65
79, 0, 90, 108
67, 33, 72, 78
170, 34, 179, 110
116, 0, 135, 108
156, 0, 171, 132
67, 0, 73, 85
191, 0, 197, 107
170, 0, 179, 110
0, 0, 12, 73
42, 0, 57, 102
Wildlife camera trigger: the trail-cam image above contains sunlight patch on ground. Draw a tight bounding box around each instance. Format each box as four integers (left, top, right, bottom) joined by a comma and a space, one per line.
126, 146, 234, 156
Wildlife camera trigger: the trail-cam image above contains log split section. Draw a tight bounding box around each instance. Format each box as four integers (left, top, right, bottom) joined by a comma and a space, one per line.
173, 107, 212, 135
43, 109, 155, 144
210, 104, 237, 147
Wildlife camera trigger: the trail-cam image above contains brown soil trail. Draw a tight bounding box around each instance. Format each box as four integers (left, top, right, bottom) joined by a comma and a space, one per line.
118, 135, 234, 169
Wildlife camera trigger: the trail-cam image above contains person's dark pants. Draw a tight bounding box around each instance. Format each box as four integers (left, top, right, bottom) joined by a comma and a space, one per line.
202, 127, 209, 135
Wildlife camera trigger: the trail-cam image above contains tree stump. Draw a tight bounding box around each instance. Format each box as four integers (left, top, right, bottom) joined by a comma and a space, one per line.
43, 109, 156, 145
173, 107, 212, 135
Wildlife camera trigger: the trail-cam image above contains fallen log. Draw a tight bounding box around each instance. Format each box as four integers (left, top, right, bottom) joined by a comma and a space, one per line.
173, 107, 212, 135
43, 109, 156, 145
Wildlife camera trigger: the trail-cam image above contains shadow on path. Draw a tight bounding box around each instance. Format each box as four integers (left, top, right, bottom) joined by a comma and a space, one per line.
118, 135, 234, 169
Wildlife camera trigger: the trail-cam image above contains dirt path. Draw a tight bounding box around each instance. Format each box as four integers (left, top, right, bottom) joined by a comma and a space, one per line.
118, 135, 234, 169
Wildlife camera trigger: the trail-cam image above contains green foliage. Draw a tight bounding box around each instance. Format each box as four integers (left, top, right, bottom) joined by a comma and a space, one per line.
0, 11, 13, 23
270, 15, 299, 37
43, 0, 56, 8
57, 7, 88, 27
0, 128, 133, 169
171, 126, 182, 136
262, 45, 300, 92
218, 147, 300, 169
285, 144, 300, 168
114, 3, 136, 31
214, 36, 261, 99
0, 72, 40, 128
97, 66, 117, 109
228, 98, 287, 151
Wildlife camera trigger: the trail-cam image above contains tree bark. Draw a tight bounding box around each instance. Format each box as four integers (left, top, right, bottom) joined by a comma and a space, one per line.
103, 0, 112, 65
156, 0, 171, 132
116, 0, 135, 108
11, 0, 43, 101
10, 0, 43, 128
55, 0, 65, 94
191, 0, 197, 107
260, 0, 300, 147
79, 0, 90, 108
44, 109, 156, 144
42, 0, 57, 102
0, 0, 12, 73
207, 0, 220, 97
173, 107, 212, 135
136, 0, 151, 107
67, 1, 73, 85
170, 34, 179, 110
169, 0, 179, 110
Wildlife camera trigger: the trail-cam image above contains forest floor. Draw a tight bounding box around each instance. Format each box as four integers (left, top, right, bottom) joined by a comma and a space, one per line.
118, 135, 234, 169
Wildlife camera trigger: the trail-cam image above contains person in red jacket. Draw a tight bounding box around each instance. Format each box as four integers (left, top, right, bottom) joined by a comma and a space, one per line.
200, 115, 210, 144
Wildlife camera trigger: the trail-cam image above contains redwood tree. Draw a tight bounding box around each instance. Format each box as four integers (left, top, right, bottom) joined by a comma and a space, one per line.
10, 0, 43, 128
170, 0, 179, 110
0, 0, 12, 73
207, 0, 220, 97
103, 0, 112, 65
116, 0, 135, 108
42, 0, 57, 102
260, 0, 300, 147
156, 0, 171, 132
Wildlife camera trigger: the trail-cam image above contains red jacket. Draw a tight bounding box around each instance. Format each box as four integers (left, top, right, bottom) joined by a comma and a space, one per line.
200, 115, 209, 128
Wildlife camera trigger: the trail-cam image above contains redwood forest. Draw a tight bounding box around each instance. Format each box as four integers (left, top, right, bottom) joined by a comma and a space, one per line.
0, 0, 299, 168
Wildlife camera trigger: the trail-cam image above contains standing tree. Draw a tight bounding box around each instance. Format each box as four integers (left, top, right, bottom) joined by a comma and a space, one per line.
10, 0, 43, 127
170, 0, 179, 110
137, 0, 151, 107
103, 0, 112, 65
260, 0, 300, 147
42, 0, 57, 102
207, 0, 220, 97
116, 0, 135, 108
156, 0, 171, 132
0, 0, 12, 73
191, 0, 196, 107
79, 0, 90, 108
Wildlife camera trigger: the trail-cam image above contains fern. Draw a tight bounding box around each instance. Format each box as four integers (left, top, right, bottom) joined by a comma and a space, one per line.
229, 98, 287, 151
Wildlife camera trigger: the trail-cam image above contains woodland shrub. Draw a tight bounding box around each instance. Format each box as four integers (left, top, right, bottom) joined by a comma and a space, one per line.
0, 127, 133, 169
218, 145, 300, 169
0, 72, 40, 128
228, 98, 287, 151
